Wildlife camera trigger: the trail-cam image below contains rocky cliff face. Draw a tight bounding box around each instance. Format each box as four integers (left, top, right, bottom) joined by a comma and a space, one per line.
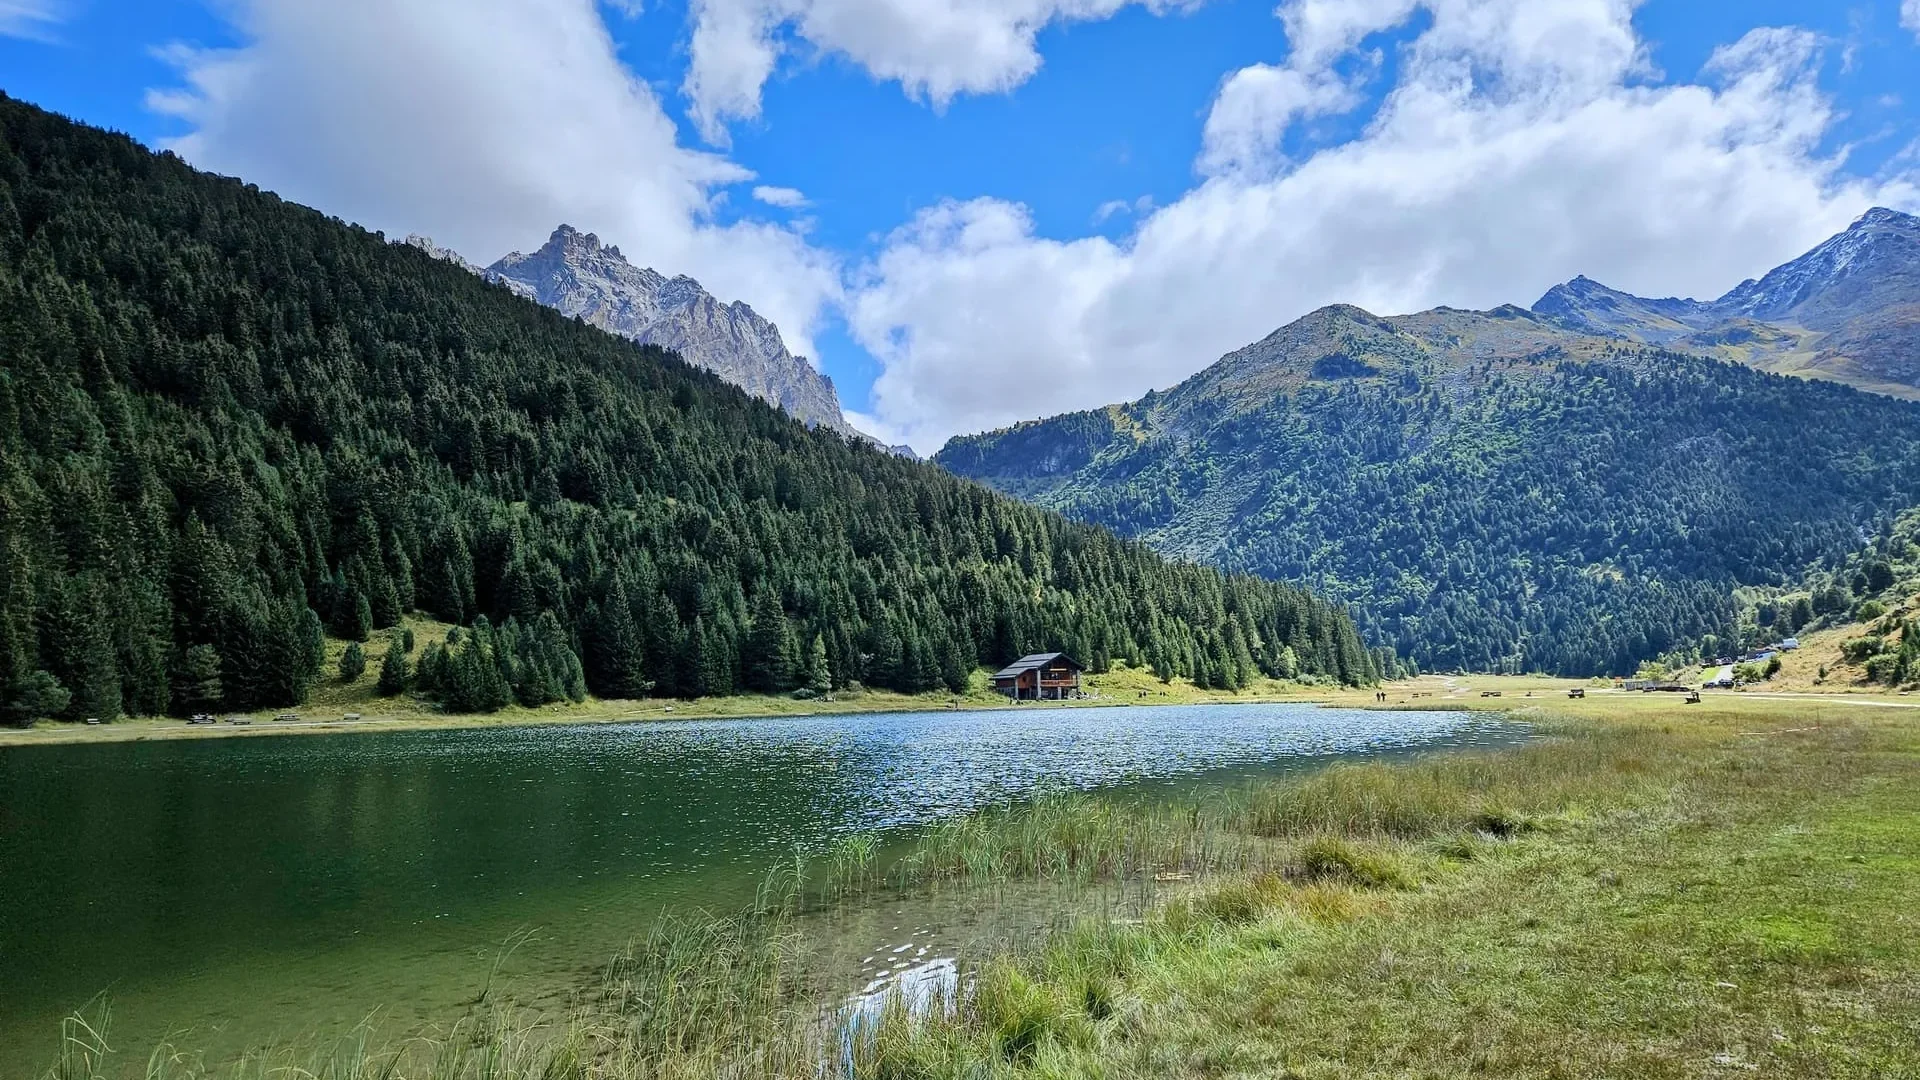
1533, 207, 1920, 394
477, 226, 853, 433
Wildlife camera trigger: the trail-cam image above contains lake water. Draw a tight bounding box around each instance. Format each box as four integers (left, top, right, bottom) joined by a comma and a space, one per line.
0, 703, 1521, 1073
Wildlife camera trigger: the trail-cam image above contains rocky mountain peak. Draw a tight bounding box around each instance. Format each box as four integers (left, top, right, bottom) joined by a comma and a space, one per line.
1855, 206, 1920, 231
1524, 207, 1920, 393
1715, 207, 1920, 320
545, 223, 628, 263
403, 234, 480, 274
438, 226, 853, 434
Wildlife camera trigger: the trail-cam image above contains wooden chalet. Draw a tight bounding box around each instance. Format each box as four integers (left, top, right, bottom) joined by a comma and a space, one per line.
990, 653, 1084, 700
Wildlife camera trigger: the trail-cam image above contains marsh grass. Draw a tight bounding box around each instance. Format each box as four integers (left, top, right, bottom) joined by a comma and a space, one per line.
52, 704, 1920, 1079
888, 786, 1260, 889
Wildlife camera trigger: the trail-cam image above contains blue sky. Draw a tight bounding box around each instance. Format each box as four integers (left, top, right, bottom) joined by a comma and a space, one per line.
4, 0, 1920, 448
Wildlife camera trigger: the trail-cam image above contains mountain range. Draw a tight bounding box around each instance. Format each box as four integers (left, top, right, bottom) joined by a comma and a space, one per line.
938, 209, 1920, 674
1533, 207, 1920, 397
407, 226, 856, 435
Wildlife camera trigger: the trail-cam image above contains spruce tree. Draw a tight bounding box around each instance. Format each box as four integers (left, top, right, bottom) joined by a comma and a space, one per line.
339, 642, 366, 682
332, 587, 372, 642
172, 644, 223, 714
585, 578, 647, 700
377, 643, 411, 696
804, 634, 832, 694
692, 616, 736, 697
744, 587, 795, 693
414, 641, 448, 695
1, 670, 71, 726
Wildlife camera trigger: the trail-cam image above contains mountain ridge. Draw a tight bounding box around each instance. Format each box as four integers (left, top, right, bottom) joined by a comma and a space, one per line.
408, 226, 855, 434
937, 293, 1920, 675
1532, 206, 1920, 394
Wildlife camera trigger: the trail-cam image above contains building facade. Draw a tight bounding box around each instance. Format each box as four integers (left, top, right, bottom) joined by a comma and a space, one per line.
990, 653, 1084, 700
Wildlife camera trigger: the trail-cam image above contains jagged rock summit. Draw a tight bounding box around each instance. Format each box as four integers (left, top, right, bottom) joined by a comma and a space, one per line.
1534, 207, 1920, 394
407, 227, 852, 433
485, 226, 853, 433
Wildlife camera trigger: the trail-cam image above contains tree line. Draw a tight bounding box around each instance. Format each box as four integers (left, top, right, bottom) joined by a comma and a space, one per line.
0, 93, 1376, 724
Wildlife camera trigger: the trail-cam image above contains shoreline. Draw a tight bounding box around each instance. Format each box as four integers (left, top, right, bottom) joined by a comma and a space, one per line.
0, 671, 1368, 749
10, 669, 1912, 749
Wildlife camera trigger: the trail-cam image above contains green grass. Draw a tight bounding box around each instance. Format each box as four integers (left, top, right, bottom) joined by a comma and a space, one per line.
39, 699, 1920, 1078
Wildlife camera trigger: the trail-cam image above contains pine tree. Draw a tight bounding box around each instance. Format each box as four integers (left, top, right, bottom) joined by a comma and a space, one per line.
171, 644, 223, 714
804, 634, 832, 694
743, 586, 795, 693
585, 577, 647, 700
259, 600, 318, 706
415, 641, 448, 695
377, 642, 411, 696
43, 578, 121, 720
441, 619, 512, 713
1, 670, 71, 726
331, 586, 372, 642
339, 641, 366, 682
300, 607, 326, 678
692, 615, 736, 697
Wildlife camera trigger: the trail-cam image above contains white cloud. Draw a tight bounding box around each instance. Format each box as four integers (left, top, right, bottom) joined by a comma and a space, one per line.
753, 184, 811, 208
149, 0, 841, 361
684, 0, 1188, 141
0, 0, 61, 40
850, 0, 1920, 452
1198, 63, 1358, 176
1903, 0, 1920, 40
1091, 196, 1153, 223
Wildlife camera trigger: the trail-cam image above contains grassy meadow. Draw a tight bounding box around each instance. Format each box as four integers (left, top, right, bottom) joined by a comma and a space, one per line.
37, 691, 1920, 1079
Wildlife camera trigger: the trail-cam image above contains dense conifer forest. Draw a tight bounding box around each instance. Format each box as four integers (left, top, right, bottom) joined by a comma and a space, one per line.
0, 95, 1375, 724
942, 329, 1920, 675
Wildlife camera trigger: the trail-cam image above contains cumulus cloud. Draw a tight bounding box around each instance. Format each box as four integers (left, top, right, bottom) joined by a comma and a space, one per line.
1903, 0, 1920, 40
149, 0, 841, 360
850, 0, 1920, 452
1198, 64, 1358, 176
753, 184, 811, 208
0, 0, 61, 40
684, 0, 1187, 141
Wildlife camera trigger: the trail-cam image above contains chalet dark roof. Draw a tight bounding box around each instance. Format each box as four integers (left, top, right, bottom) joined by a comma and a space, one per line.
990, 652, 1081, 680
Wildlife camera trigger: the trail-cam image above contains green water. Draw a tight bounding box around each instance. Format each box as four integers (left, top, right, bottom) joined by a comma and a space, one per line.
0, 703, 1519, 1074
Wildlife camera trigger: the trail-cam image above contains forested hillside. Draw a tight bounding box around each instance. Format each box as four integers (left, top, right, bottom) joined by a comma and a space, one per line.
0, 94, 1374, 724
939, 304, 1920, 675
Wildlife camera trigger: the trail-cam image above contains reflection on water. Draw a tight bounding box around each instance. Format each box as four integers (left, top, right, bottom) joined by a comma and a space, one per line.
0, 703, 1520, 1071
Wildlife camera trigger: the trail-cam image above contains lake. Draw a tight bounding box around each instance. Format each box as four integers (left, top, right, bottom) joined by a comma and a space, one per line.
0, 703, 1521, 1073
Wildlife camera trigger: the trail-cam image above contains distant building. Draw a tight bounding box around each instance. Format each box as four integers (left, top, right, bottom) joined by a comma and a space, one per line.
991, 653, 1085, 700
